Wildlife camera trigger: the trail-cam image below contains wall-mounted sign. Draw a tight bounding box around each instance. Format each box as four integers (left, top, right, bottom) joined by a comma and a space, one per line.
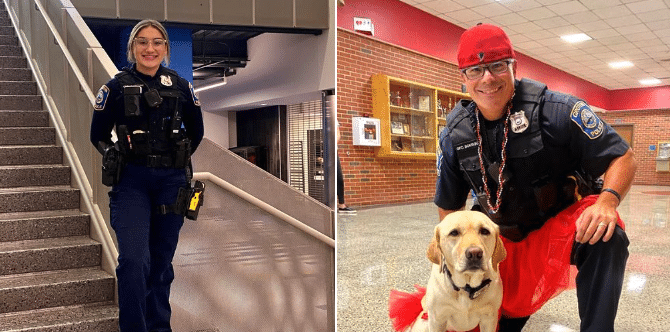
352, 117, 381, 146
354, 17, 374, 35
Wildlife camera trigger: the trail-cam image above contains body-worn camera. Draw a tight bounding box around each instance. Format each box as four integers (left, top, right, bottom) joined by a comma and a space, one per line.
123, 85, 143, 116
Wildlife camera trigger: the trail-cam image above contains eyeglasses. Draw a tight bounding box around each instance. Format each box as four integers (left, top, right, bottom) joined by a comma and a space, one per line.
461, 59, 515, 80
134, 38, 167, 49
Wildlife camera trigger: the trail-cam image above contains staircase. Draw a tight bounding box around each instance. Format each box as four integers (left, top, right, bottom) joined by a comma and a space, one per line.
0, 5, 118, 332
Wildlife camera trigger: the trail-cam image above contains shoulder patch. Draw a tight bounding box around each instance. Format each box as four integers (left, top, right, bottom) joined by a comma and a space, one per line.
94, 85, 110, 111
189, 82, 201, 107
570, 101, 603, 139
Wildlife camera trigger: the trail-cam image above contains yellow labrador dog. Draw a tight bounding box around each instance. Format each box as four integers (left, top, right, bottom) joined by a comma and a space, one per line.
409, 211, 506, 332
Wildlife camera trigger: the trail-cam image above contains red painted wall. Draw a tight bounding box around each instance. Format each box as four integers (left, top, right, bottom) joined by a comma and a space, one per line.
338, 0, 670, 111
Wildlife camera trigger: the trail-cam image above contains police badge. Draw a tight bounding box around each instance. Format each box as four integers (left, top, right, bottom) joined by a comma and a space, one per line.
160, 75, 173, 86
510, 110, 529, 133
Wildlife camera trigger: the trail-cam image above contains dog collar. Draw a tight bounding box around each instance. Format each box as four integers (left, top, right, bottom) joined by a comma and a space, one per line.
441, 256, 492, 300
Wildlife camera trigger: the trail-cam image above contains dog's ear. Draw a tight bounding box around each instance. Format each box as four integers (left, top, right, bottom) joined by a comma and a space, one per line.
426, 225, 442, 265
491, 235, 507, 272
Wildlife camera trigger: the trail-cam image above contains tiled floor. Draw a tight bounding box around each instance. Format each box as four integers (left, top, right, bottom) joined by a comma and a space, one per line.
336, 185, 670, 331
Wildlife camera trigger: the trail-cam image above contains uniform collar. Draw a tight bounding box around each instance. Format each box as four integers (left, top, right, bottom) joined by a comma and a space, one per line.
127, 64, 165, 80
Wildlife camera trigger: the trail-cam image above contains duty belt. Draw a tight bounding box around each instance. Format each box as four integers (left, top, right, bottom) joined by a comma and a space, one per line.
128, 154, 175, 168
146, 154, 174, 168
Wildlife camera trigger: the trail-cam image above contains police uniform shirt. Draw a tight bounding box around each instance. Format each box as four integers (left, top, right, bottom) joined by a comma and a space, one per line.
434, 78, 630, 212
90, 65, 204, 154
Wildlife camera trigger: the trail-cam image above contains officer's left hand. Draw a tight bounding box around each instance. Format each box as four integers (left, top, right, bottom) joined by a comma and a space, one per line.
575, 197, 619, 245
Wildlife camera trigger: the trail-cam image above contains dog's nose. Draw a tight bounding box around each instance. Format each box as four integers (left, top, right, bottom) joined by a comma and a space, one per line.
466, 247, 483, 261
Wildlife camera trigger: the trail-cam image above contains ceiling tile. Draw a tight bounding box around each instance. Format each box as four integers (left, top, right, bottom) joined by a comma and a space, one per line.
507, 21, 544, 34
625, 0, 668, 13
535, 0, 572, 5
489, 12, 529, 26
606, 42, 638, 51
614, 23, 650, 36
562, 10, 600, 24
547, 1, 589, 15
589, 28, 622, 39
452, 0, 492, 7
645, 20, 670, 31
473, 3, 512, 17
517, 6, 558, 20
532, 16, 571, 29
499, 0, 543, 11
422, 0, 465, 13
581, 0, 623, 9
594, 5, 633, 19
547, 25, 583, 37
522, 29, 556, 40
604, 16, 642, 28
574, 20, 611, 33
624, 31, 659, 42
516, 40, 545, 50
635, 8, 670, 22
446, 8, 486, 22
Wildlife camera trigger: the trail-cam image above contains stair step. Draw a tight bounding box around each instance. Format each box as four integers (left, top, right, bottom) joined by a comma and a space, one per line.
0, 267, 115, 314
0, 27, 13, 36
0, 35, 16, 46
0, 146, 62, 165
0, 302, 118, 332
0, 95, 41, 110
0, 68, 32, 82
0, 127, 54, 145
0, 236, 100, 276
0, 165, 70, 188
0, 186, 79, 213
0, 210, 89, 242
0, 45, 22, 57
0, 56, 26, 69
0, 110, 48, 128
0, 81, 38, 95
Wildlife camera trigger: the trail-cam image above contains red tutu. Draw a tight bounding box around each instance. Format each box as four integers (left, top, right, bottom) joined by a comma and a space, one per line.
389, 285, 485, 332
499, 195, 625, 318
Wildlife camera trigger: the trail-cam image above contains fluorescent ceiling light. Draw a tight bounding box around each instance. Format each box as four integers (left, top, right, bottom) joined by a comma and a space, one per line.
639, 78, 662, 85
193, 76, 227, 93
608, 61, 634, 69
560, 33, 591, 43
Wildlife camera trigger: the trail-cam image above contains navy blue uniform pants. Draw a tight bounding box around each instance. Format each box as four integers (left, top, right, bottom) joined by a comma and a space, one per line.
499, 226, 629, 332
109, 164, 186, 332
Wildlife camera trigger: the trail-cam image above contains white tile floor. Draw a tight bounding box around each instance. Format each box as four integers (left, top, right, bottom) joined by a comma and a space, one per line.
336, 185, 670, 331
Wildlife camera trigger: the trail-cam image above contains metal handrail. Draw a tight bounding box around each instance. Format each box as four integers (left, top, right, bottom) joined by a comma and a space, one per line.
193, 172, 335, 248
4, 0, 118, 273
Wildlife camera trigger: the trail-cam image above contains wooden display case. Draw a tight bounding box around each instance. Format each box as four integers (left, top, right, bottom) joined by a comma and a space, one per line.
371, 74, 469, 159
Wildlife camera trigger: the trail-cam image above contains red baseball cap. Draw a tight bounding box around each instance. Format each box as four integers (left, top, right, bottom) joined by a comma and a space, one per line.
457, 23, 515, 69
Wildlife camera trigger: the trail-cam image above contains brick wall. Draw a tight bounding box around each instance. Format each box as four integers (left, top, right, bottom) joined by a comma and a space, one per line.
601, 110, 670, 186
337, 29, 461, 207
337, 28, 670, 207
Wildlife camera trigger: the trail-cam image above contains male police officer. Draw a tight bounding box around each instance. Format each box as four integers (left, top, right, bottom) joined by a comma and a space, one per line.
435, 23, 636, 332
90, 19, 204, 332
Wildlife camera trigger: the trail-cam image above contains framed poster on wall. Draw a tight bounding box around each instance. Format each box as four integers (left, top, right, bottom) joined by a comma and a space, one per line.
352, 117, 381, 146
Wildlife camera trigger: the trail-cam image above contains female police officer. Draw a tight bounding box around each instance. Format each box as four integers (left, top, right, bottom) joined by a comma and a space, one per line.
90, 19, 204, 332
